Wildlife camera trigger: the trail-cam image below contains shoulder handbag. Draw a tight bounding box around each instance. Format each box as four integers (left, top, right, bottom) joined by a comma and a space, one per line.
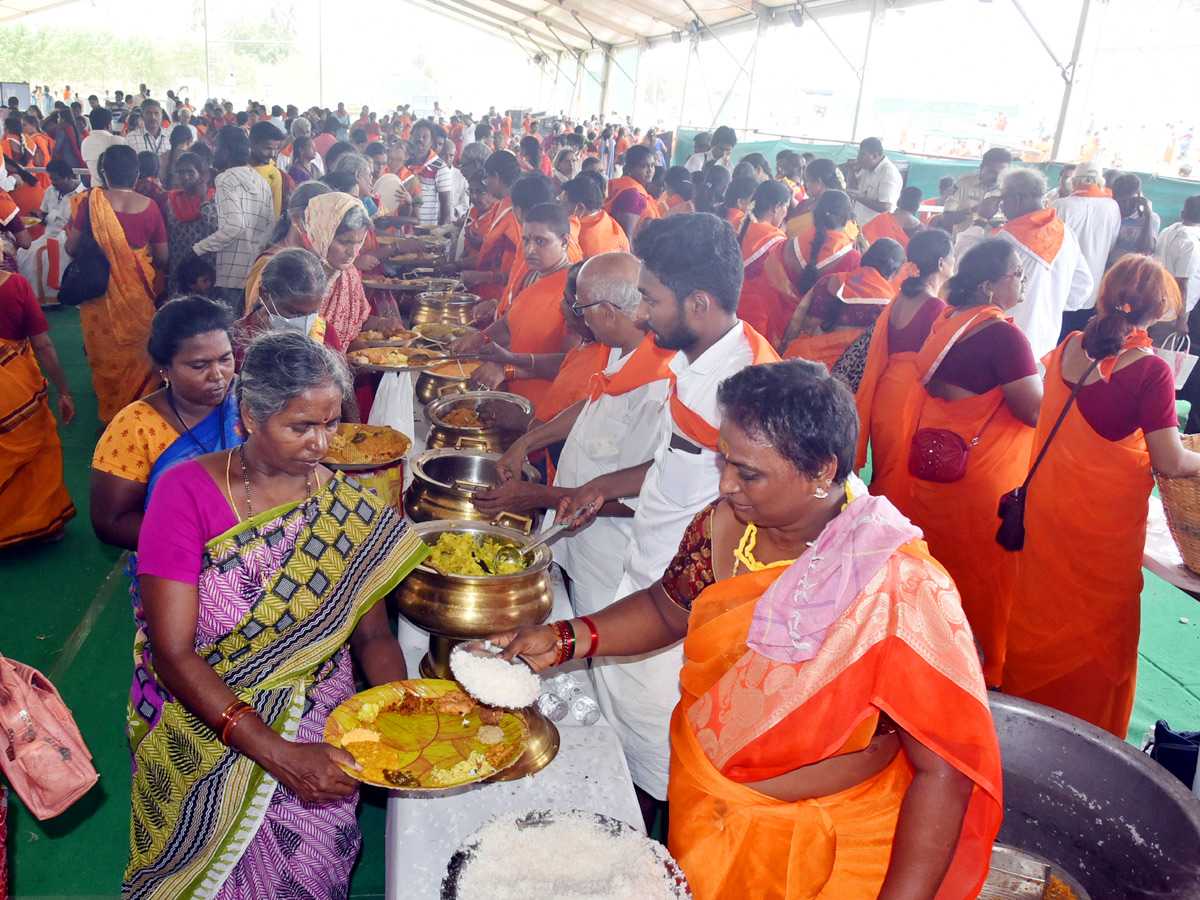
908, 312, 1002, 484
57, 202, 110, 307
996, 357, 1100, 551
0, 650, 99, 820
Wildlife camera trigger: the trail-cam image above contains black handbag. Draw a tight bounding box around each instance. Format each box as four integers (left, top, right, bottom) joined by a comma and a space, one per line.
57, 205, 110, 307
996, 358, 1099, 551
1146, 719, 1200, 789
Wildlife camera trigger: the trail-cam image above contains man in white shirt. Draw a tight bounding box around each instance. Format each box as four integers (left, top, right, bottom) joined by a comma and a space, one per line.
124, 99, 172, 157
1156, 195, 1200, 337
553, 213, 779, 815
80, 107, 124, 187
192, 126, 274, 316
995, 168, 1093, 361
407, 119, 453, 226
848, 136, 902, 225
37, 159, 83, 237
161, 90, 177, 122
683, 125, 736, 174
477, 252, 675, 616
937, 146, 1012, 236
1050, 161, 1121, 317
439, 136, 470, 222
174, 106, 199, 141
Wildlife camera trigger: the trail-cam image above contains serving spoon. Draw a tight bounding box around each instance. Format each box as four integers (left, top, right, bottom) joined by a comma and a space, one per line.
490, 501, 600, 571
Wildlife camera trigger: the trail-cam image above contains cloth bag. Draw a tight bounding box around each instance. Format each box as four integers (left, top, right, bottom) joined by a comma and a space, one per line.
1154, 333, 1198, 390
0, 651, 98, 820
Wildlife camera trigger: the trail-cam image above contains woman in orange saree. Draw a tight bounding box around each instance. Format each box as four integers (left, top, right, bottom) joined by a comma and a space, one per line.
1003, 257, 1200, 737
780, 238, 904, 368
740, 190, 861, 349
0, 271, 75, 547
495, 361, 1002, 900
734, 180, 790, 341
65, 145, 167, 424
854, 230, 952, 513
903, 239, 1042, 686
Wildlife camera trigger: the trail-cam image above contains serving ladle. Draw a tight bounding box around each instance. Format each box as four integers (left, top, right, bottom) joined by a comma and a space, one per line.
490, 501, 599, 571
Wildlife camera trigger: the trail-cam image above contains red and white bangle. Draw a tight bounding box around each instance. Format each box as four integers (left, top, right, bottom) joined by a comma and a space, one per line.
550, 620, 575, 666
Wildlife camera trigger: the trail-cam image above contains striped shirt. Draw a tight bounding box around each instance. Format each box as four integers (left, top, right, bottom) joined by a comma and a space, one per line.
409, 149, 452, 225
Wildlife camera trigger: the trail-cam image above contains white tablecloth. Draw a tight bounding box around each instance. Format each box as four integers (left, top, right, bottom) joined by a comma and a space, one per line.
1144, 495, 1200, 597
384, 565, 644, 900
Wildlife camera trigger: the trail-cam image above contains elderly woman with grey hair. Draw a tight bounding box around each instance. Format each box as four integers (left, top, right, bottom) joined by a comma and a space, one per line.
479, 251, 676, 614
245, 179, 333, 308
995, 166, 1093, 359
127, 329, 428, 900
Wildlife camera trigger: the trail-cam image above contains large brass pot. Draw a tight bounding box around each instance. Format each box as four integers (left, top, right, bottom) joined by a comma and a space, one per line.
395, 519, 560, 778
405, 449, 540, 523
410, 291, 480, 326
424, 391, 532, 453
395, 519, 553, 671
414, 363, 479, 406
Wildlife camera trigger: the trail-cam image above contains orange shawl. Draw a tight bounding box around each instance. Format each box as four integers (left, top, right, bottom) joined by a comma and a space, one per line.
0, 335, 75, 547
995, 207, 1064, 265
670, 323, 779, 451
505, 268, 571, 409
534, 341, 609, 423
1070, 184, 1114, 199
604, 176, 661, 232
1002, 336, 1153, 737
740, 221, 786, 267
478, 197, 521, 301
668, 544, 1002, 900
860, 211, 911, 249
79, 188, 161, 423
576, 209, 630, 257
904, 308, 1035, 685
587, 333, 676, 402
782, 266, 894, 366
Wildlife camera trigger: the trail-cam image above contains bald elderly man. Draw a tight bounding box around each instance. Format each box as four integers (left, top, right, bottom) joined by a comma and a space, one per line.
477, 251, 676, 615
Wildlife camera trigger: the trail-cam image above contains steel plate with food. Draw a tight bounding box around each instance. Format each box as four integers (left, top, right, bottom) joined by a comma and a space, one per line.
441, 809, 691, 900
362, 276, 410, 289
322, 423, 412, 469
389, 252, 441, 266
360, 327, 417, 345
347, 346, 444, 372
414, 323, 479, 344
324, 680, 528, 790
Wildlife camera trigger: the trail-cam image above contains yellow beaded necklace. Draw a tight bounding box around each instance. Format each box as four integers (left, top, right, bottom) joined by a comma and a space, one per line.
731, 482, 855, 575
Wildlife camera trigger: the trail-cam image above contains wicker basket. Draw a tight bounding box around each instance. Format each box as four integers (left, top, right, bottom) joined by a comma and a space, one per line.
1155, 433, 1200, 575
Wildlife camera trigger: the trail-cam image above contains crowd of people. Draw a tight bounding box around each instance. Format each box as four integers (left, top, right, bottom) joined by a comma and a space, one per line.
5, 83, 1200, 900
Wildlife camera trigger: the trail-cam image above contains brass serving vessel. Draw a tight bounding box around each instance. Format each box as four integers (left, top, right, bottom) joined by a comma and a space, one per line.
424, 391, 532, 453
410, 291, 481, 326
405, 448, 540, 523
394, 519, 559, 778
414, 361, 481, 405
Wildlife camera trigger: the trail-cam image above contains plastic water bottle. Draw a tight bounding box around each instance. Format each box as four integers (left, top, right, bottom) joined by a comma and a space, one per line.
570, 695, 601, 726
536, 689, 568, 722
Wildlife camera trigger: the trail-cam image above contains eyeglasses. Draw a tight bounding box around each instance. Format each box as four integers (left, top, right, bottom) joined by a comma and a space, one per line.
1000, 268, 1027, 286
570, 299, 604, 312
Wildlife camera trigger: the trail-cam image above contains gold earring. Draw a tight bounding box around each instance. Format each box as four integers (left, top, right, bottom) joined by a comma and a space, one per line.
986, 289, 994, 303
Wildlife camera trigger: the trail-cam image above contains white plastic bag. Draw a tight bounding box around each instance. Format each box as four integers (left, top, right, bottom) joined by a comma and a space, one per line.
368, 371, 415, 443
1154, 333, 1198, 390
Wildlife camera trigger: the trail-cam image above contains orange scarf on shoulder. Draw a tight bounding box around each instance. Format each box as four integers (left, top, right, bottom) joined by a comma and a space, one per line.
1070, 184, 1114, 199
669, 323, 779, 451
996, 208, 1064, 265
586, 333, 676, 402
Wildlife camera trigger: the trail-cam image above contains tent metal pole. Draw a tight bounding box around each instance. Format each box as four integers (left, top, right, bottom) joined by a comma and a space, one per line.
849, 0, 876, 142
676, 35, 695, 146
630, 41, 644, 122
1050, 0, 1092, 161
203, 0, 211, 99
317, 0, 325, 107
600, 50, 614, 117
743, 14, 767, 135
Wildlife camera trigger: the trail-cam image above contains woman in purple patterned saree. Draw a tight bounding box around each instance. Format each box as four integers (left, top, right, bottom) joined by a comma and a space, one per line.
125, 331, 428, 900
